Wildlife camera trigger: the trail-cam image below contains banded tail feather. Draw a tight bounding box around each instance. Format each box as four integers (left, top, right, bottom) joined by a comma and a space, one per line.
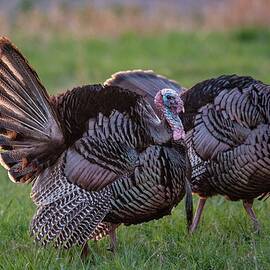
0, 37, 65, 183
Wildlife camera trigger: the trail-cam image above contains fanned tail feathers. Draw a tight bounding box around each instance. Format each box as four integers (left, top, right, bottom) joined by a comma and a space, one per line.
30, 157, 112, 248
0, 37, 65, 183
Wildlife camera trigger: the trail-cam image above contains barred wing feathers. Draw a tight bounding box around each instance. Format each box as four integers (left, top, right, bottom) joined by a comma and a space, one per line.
64, 110, 144, 191
191, 79, 269, 160
30, 157, 113, 249
206, 124, 270, 200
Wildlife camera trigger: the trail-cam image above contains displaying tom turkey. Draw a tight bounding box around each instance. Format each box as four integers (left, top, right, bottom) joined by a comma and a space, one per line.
0, 37, 193, 256
106, 70, 270, 233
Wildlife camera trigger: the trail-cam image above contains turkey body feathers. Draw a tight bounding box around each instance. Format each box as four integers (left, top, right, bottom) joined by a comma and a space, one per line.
180, 74, 260, 131
189, 78, 270, 200
52, 84, 151, 145
208, 125, 270, 200
106, 143, 188, 225
64, 110, 147, 191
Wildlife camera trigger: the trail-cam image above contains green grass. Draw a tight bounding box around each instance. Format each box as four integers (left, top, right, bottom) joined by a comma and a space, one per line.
1, 29, 270, 269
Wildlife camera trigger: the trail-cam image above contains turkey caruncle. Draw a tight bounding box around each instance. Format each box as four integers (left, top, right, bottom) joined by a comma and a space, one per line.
106, 70, 270, 233
0, 37, 193, 257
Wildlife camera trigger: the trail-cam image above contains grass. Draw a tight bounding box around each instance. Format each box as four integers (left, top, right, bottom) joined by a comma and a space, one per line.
1, 29, 270, 269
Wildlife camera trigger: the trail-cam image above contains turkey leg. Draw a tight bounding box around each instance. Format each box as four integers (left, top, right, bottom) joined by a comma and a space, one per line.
189, 197, 207, 233
108, 223, 119, 253
243, 199, 260, 233
81, 242, 90, 259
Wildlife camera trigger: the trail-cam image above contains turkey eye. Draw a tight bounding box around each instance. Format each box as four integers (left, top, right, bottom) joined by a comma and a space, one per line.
167, 96, 173, 100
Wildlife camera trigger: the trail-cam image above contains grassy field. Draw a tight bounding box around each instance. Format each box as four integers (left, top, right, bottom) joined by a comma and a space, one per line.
1, 29, 270, 269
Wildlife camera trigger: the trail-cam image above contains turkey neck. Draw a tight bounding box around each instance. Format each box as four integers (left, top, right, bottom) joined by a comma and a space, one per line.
163, 107, 184, 141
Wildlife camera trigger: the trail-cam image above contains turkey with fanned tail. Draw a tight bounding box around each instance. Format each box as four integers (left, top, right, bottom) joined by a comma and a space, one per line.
106, 70, 270, 233
0, 38, 192, 256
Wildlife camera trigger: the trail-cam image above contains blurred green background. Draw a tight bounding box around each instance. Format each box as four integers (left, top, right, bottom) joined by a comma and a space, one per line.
1, 0, 270, 269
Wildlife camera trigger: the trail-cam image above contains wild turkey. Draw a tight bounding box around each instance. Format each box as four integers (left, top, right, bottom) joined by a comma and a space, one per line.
106, 70, 270, 233
0, 38, 193, 255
